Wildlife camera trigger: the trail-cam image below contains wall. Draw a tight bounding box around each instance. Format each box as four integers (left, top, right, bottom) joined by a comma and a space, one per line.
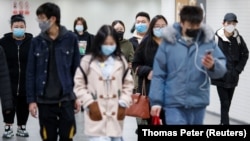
0, 0, 161, 39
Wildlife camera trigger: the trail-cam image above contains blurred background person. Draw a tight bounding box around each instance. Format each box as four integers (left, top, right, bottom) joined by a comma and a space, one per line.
211, 13, 249, 125
132, 15, 168, 135
112, 20, 134, 68
0, 14, 33, 138
129, 11, 150, 51
73, 17, 94, 57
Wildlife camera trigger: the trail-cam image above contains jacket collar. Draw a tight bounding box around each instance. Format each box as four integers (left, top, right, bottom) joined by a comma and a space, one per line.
162, 22, 215, 44
39, 25, 68, 41
216, 27, 239, 42
88, 56, 126, 79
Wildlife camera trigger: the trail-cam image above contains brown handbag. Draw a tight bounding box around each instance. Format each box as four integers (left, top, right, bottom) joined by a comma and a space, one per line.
125, 78, 150, 119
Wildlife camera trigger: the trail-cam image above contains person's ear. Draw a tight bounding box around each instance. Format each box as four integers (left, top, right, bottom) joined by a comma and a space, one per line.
50, 16, 56, 24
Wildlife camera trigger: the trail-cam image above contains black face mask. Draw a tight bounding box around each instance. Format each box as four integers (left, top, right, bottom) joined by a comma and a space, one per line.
116, 31, 124, 41
185, 29, 200, 38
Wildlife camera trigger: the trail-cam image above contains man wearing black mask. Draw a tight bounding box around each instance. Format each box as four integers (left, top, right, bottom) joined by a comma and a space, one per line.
149, 6, 227, 125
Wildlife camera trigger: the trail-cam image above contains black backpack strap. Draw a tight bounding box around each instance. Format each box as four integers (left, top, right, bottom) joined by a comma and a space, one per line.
79, 65, 88, 85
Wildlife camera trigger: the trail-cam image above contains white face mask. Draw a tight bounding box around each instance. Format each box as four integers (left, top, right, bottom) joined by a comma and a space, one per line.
224, 24, 235, 33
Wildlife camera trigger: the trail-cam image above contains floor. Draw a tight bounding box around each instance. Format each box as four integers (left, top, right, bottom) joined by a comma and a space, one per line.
0, 108, 245, 141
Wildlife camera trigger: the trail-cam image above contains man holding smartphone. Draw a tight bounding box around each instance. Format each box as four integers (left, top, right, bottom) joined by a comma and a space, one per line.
149, 6, 227, 125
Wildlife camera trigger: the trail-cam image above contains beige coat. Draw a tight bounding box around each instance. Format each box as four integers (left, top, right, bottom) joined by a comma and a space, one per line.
73, 55, 134, 137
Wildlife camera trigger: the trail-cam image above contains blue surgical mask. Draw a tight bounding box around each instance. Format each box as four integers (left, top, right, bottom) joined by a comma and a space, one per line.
153, 28, 163, 38
101, 45, 116, 56
135, 23, 148, 33
39, 20, 51, 32
13, 28, 25, 38
75, 25, 84, 32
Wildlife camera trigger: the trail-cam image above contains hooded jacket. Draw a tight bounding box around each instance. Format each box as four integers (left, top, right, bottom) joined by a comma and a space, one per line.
149, 23, 227, 108
74, 31, 94, 55
211, 27, 249, 88
0, 32, 33, 97
26, 26, 80, 104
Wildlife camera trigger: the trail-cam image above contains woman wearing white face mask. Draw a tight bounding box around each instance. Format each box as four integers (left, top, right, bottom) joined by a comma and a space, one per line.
73, 17, 95, 57
0, 14, 33, 138
132, 15, 168, 136
211, 13, 249, 125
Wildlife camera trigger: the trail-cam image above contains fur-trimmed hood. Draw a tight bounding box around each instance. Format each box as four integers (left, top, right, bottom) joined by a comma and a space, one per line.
216, 27, 240, 42
162, 22, 215, 44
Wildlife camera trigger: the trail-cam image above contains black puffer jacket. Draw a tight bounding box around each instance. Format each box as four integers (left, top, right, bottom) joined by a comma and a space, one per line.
0, 32, 33, 96
132, 35, 159, 95
211, 28, 249, 88
0, 46, 13, 111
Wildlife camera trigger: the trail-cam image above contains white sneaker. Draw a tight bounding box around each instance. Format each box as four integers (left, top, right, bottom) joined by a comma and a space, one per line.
2, 125, 14, 139
16, 125, 29, 137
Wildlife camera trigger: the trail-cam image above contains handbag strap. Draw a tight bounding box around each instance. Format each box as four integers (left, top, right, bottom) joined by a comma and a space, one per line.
141, 78, 146, 96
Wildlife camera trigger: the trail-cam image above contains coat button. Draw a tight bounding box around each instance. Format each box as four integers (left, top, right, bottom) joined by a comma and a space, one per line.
99, 95, 104, 99
99, 77, 103, 80
66, 51, 69, 54
45, 59, 48, 62
44, 70, 47, 73
42, 81, 46, 85
111, 112, 115, 115
36, 53, 40, 56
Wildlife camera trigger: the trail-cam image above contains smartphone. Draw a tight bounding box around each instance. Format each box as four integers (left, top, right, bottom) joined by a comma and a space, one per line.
205, 49, 214, 55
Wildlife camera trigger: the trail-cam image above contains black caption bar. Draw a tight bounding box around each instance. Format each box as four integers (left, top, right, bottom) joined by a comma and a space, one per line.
138, 125, 250, 140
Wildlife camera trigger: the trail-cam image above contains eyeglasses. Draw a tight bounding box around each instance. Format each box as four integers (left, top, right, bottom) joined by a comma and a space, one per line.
154, 24, 167, 28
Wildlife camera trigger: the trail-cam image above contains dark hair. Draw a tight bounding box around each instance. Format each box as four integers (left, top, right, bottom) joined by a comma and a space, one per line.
10, 14, 25, 26
36, 2, 61, 26
130, 23, 135, 33
73, 17, 88, 33
136, 11, 150, 21
179, 5, 203, 24
90, 25, 122, 60
146, 15, 168, 38
111, 20, 125, 31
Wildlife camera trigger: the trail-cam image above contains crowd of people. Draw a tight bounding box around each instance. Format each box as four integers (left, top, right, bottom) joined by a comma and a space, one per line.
0, 2, 248, 141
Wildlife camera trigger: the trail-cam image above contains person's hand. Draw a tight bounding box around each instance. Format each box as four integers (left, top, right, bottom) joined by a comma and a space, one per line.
128, 62, 132, 69
74, 99, 81, 114
150, 106, 161, 117
202, 54, 214, 70
147, 71, 153, 80
29, 102, 38, 118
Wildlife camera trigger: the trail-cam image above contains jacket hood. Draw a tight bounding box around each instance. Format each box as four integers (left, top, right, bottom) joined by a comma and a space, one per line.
39, 26, 68, 41
162, 22, 215, 44
216, 27, 239, 42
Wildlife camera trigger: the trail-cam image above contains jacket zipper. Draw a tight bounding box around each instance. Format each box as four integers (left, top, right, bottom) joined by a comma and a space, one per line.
17, 45, 21, 96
